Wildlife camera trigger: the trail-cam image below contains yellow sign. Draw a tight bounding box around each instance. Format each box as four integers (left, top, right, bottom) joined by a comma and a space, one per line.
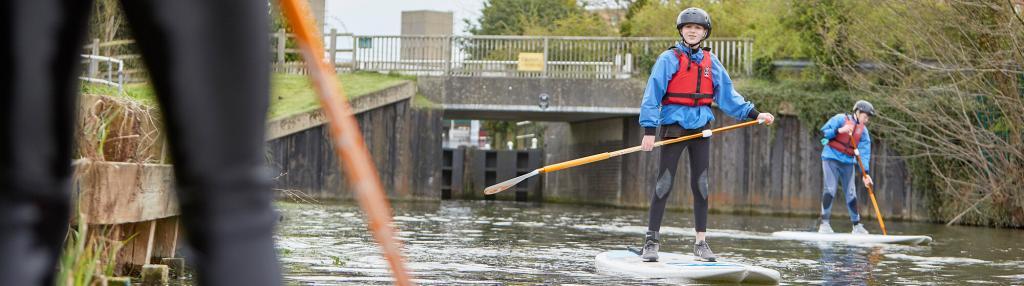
517, 53, 545, 72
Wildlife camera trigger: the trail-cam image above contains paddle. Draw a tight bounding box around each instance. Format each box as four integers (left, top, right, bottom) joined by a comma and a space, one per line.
854, 149, 888, 235
484, 120, 764, 195
278, 1, 414, 285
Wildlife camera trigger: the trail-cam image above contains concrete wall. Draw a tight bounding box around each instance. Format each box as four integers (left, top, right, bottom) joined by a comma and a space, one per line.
541, 112, 927, 221
267, 90, 443, 200
417, 76, 645, 121
541, 118, 632, 205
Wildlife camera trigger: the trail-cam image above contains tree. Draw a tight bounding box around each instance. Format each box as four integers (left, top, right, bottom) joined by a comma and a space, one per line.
87, 0, 137, 60
780, 0, 856, 87
618, 0, 649, 36
523, 11, 617, 36
832, 0, 1024, 227
467, 0, 583, 35
617, 0, 773, 76
616, 1, 684, 38
618, 0, 766, 38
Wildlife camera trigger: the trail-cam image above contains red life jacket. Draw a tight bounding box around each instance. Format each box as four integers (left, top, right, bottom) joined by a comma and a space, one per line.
662, 48, 715, 107
828, 115, 865, 156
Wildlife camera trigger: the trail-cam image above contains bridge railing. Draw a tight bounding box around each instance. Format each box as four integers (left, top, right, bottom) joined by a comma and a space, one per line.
80, 31, 754, 82
332, 33, 752, 78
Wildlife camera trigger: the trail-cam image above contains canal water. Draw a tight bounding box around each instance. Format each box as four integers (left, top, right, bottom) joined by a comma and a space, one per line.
275, 200, 1024, 285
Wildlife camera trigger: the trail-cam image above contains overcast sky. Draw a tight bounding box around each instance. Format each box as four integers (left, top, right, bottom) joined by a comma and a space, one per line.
324, 0, 486, 35
323, 0, 625, 36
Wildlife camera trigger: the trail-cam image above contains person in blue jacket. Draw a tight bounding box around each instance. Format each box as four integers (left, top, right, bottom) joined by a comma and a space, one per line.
637, 7, 775, 262
818, 100, 876, 234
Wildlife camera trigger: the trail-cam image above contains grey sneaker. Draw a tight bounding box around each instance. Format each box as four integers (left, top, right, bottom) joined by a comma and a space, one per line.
852, 223, 869, 235
641, 231, 659, 262
818, 221, 834, 234
693, 240, 717, 262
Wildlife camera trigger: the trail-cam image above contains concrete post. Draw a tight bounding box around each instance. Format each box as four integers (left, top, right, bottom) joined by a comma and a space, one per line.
108, 278, 133, 286
140, 264, 169, 285
95, 276, 132, 286
352, 36, 359, 71
89, 38, 100, 79
276, 29, 286, 64
329, 28, 337, 67
542, 37, 549, 78
445, 36, 452, 75
143, 220, 156, 265
161, 257, 185, 279
107, 277, 132, 286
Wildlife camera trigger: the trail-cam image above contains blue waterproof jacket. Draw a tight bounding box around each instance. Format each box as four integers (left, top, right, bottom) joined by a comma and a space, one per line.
639, 43, 759, 135
820, 113, 872, 173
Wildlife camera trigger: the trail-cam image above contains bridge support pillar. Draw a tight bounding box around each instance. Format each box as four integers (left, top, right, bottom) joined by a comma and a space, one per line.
541, 116, 653, 205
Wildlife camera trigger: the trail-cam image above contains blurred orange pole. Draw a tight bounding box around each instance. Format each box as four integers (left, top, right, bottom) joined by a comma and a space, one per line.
277, 1, 414, 285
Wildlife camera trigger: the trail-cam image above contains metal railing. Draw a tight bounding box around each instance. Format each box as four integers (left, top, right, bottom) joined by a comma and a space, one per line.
82, 39, 146, 84
82, 31, 754, 82
315, 32, 753, 78
80, 54, 125, 94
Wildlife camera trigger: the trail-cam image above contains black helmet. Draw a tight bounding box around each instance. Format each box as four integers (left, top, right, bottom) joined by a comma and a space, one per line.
676, 7, 712, 39
853, 100, 876, 116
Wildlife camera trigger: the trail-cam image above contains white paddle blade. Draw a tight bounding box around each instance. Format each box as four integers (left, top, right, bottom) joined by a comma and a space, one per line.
483, 170, 538, 195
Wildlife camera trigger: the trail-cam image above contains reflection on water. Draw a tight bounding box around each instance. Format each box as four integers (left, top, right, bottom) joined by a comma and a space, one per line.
274, 200, 1024, 285
814, 243, 881, 285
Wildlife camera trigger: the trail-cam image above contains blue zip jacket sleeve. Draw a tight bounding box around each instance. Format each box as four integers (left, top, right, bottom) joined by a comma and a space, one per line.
820, 114, 872, 173
638, 49, 675, 130
639, 44, 758, 135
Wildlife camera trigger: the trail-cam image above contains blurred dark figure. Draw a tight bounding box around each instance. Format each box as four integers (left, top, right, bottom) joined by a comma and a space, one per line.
1, 0, 282, 285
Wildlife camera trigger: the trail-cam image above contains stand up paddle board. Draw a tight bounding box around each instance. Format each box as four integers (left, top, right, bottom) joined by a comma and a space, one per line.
595, 247, 781, 284
771, 231, 932, 245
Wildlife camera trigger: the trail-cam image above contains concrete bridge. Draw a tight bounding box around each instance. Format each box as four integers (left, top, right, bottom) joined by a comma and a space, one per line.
417, 76, 643, 122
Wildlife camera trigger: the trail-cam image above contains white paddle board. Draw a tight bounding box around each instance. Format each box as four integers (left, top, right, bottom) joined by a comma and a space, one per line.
595, 249, 781, 284
771, 231, 932, 245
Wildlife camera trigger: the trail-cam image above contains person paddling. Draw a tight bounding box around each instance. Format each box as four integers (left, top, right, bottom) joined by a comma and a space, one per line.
818, 100, 876, 234
637, 7, 775, 262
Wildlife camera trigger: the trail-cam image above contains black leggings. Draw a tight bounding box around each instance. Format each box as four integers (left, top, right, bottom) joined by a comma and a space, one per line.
647, 126, 711, 233
1, 0, 280, 285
